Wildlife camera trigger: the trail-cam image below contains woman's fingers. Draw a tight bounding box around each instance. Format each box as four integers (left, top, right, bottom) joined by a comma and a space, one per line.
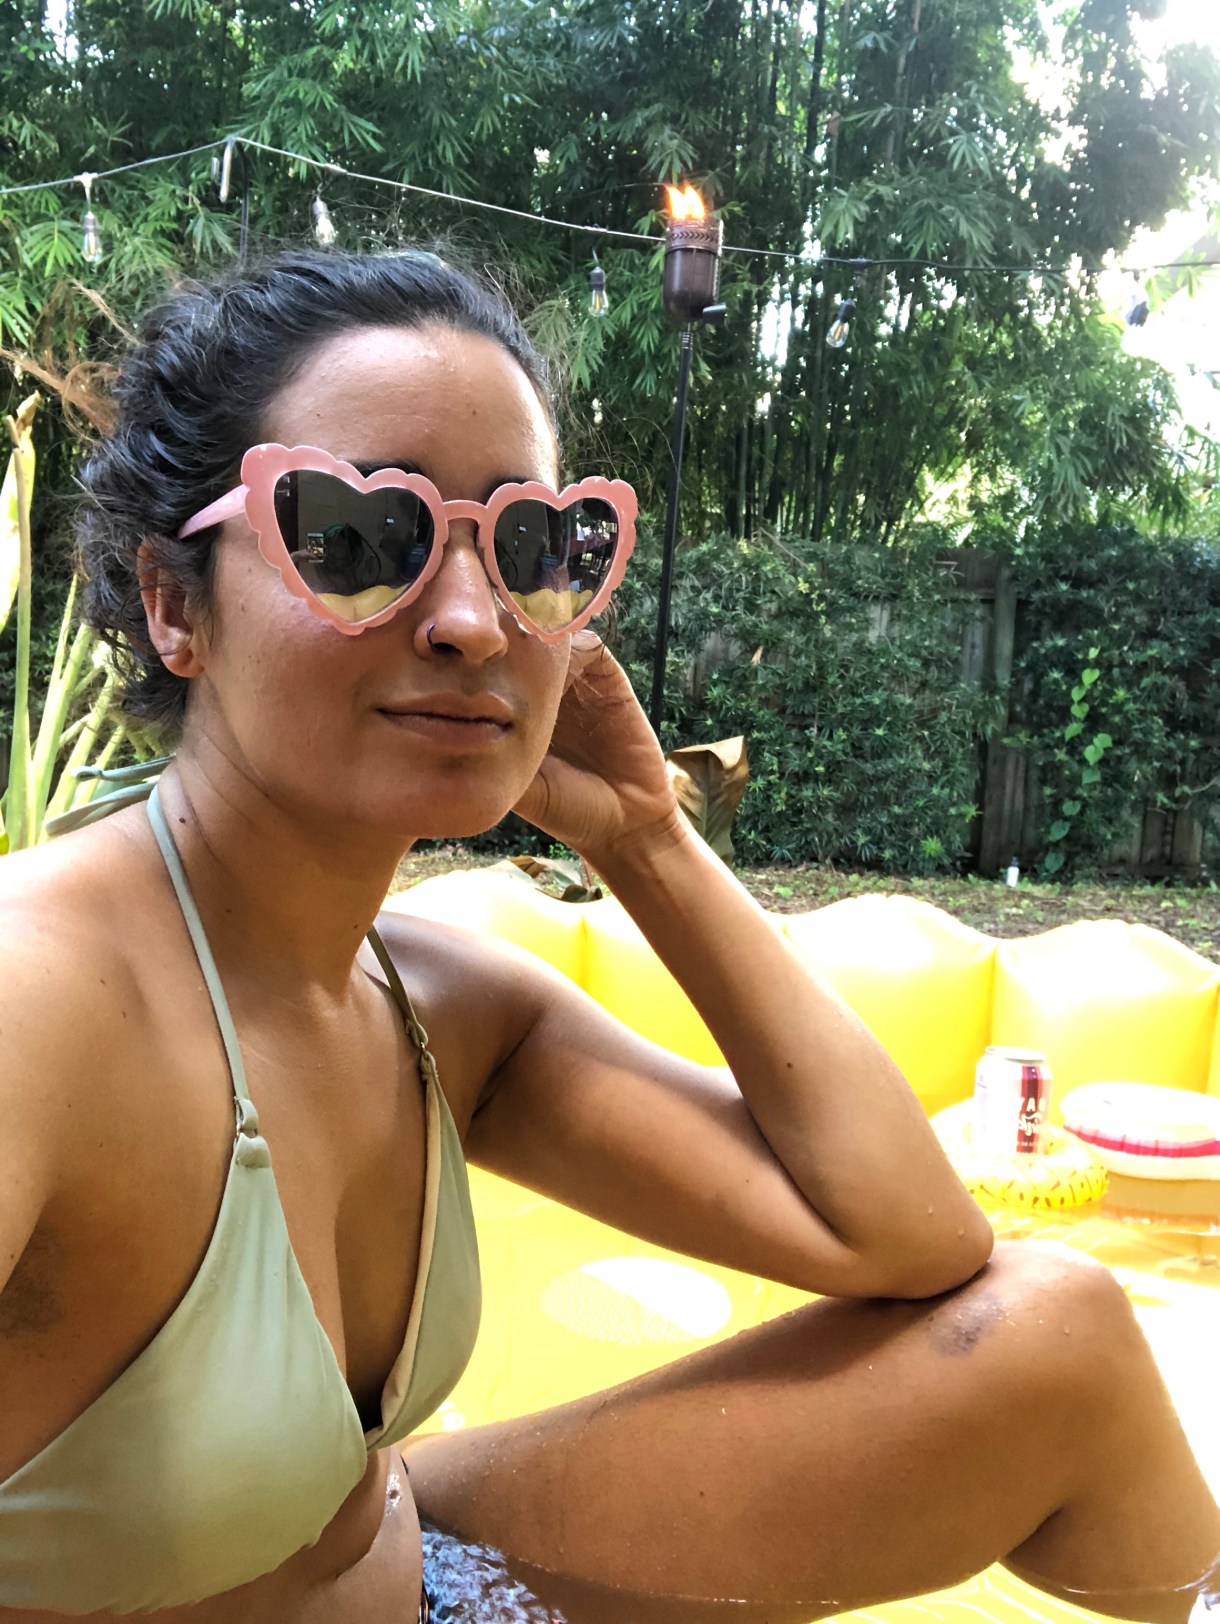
563, 629, 607, 692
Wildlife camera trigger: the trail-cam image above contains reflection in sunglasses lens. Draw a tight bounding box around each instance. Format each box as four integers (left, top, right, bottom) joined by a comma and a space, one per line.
494, 498, 618, 631
274, 471, 435, 621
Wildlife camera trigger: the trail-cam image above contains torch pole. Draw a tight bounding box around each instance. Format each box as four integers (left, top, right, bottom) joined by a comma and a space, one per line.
649, 324, 694, 736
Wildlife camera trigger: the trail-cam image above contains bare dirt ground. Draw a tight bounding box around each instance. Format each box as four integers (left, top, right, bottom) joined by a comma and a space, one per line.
392, 846, 1220, 963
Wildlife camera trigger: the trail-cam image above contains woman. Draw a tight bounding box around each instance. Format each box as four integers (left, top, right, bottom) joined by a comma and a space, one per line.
0, 249, 1214, 1624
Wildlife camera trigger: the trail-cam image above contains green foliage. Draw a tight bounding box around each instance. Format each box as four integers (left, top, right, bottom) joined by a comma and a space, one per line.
613, 527, 989, 872
1039, 644, 1113, 876
608, 521, 1220, 881
2, 0, 1219, 541
1011, 526, 1220, 877
1, 400, 125, 852
4, 0, 1220, 878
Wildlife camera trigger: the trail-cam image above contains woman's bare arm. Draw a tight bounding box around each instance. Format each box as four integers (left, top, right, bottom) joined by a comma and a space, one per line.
382, 896, 990, 1302
470, 637, 995, 1301
586, 818, 993, 1297
0, 896, 94, 1306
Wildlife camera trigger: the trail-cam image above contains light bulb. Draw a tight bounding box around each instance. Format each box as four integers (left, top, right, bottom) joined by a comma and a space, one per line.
312, 196, 337, 247
217, 138, 235, 205
82, 209, 102, 264
589, 263, 608, 316
826, 297, 855, 349
78, 172, 102, 265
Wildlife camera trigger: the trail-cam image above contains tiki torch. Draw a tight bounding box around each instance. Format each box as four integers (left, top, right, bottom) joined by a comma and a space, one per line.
648, 184, 726, 735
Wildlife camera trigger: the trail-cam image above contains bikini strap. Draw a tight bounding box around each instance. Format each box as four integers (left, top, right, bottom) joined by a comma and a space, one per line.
146, 783, 257, 1129
365, 926, 442, 1092
44, 757, 173, 839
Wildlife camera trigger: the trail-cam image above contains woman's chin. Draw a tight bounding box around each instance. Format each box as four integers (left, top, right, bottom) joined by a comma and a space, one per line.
403, 800, 525, 844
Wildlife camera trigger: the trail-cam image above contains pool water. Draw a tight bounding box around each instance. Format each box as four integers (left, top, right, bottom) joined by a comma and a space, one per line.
433, 1169, 1220, 1624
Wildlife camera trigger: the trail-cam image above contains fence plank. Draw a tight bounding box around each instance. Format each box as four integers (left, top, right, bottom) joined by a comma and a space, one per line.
977, 563, 1019, 877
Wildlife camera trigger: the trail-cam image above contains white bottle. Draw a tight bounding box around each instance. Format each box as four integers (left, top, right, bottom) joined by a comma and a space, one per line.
1005, 856, 1020, 888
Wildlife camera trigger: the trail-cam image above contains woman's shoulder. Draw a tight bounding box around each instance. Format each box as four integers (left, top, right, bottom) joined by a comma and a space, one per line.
0, 823, 157, 1180
373, 902, 570, 1132
0, 818, 151, 1005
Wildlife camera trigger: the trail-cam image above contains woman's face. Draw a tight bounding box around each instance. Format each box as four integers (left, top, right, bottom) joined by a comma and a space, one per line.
180, 322, 569, 846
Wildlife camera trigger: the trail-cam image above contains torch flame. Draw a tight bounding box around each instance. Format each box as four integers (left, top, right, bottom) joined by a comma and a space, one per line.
665, 184, 707, 222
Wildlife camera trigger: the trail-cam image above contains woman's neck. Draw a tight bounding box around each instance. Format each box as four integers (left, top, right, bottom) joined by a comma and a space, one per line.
153, 750, 409, 1002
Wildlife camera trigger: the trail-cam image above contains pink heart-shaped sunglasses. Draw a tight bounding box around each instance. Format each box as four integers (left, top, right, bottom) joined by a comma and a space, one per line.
178, 444, 638, 642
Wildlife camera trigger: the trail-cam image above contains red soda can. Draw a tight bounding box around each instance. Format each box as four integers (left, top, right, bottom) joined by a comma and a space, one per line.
973, 1047, 1051, 1155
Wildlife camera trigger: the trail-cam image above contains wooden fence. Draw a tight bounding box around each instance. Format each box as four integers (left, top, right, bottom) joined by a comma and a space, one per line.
941, 551, 1209, 879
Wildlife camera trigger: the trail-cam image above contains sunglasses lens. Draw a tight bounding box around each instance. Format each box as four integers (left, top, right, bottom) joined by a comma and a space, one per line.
273, 471, 435, 622
493, 496, 620, 632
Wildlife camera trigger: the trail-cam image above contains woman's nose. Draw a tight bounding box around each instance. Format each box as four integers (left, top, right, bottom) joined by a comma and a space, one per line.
412, 524, 511, 662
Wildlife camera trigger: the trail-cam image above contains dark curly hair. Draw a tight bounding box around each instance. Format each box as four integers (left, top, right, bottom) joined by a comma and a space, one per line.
77, 248, 557, 735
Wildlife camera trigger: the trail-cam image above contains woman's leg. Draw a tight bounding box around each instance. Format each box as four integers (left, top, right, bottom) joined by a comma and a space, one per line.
403, 1243, 1219, 1624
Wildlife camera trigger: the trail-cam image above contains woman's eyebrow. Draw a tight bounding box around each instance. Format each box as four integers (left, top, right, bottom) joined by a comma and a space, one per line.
351, 459, 426, 477
479, 474, 542, 499
350, 463, 554, 499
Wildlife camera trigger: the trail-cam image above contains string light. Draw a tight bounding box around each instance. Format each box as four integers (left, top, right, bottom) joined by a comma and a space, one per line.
1124, 271, 1150, 328
589, 254, 608, 316
4, 135, 1220, 282
826, 297, 855, 348
311, 194, 337, 247
212, 136, 236, 205
78, 173, 102, 265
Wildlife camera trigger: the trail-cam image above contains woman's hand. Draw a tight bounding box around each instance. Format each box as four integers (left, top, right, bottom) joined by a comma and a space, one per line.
512, 633, 681, 864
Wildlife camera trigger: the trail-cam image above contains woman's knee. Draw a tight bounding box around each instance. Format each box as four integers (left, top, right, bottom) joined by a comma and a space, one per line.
933, 1239, 1143, 1396
977, 1238, 1133, 1326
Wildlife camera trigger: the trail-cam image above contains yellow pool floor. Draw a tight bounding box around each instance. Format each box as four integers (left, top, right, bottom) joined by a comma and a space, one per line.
438, 1171, 1220, 1624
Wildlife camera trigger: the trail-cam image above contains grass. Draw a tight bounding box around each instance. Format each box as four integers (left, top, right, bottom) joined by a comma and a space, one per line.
392, 847, 1220, 964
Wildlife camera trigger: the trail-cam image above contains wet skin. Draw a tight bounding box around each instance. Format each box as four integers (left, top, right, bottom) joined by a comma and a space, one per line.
0, 320, 1216, 1624
0, 323, 571, 1623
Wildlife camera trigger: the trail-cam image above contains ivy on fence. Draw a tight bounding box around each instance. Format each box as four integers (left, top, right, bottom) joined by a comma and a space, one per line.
614, 527, 989, 874
610, 523, 1220, 878
1012, 525, 1220, 878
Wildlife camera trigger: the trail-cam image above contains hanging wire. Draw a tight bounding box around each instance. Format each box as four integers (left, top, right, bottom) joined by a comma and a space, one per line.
0, 139, 229, 196
3, 134, 1220, 280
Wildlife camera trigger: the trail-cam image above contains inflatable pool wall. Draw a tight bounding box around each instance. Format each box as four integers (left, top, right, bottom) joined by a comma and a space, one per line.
382, 873, 1220, 1624
386, 876, 1220, 1113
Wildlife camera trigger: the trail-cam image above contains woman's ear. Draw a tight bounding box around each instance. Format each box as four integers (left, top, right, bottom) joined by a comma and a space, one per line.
136, 541, 207, 679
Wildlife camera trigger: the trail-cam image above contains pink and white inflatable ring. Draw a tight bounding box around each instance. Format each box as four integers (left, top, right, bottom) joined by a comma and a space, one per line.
1061, 1082, 1220, 1181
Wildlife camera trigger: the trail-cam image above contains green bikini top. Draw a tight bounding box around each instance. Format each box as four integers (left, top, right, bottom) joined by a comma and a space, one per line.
0, 783, 481, 1614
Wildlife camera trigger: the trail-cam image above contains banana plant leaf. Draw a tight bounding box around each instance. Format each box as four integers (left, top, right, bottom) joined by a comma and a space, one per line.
2, 398, 40, 851
1, 393, 123, 854
495, 853, 603, 903
665, 736, 750, 863
0, 393, 39, 637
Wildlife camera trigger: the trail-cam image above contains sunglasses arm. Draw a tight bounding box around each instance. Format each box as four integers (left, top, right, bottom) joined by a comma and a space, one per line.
178, 485, 250, 540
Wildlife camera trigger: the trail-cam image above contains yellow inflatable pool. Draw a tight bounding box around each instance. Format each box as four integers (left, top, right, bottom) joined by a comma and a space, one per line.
385, 874, 1220, 1624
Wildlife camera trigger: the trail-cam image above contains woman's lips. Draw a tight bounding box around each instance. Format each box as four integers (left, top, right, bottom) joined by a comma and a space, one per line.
376, 709, 511, 746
